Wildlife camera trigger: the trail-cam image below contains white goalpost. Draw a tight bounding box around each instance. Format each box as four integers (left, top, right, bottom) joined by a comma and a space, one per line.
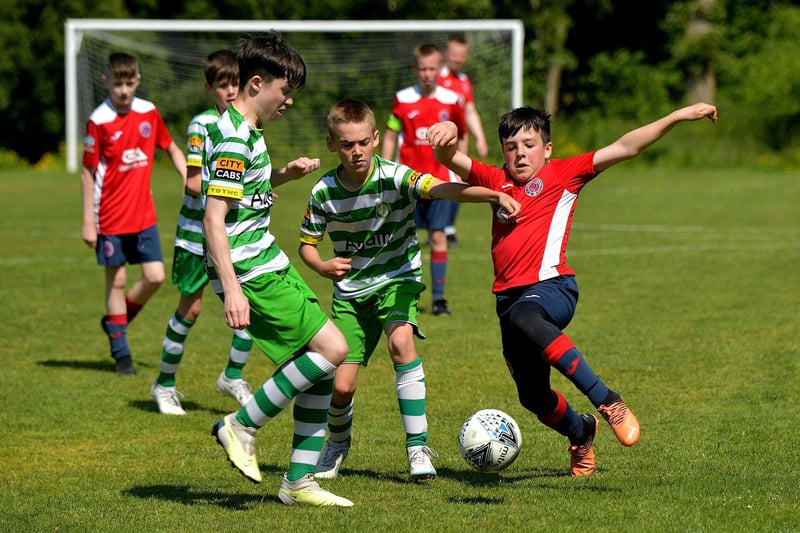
64, 18, 525, 172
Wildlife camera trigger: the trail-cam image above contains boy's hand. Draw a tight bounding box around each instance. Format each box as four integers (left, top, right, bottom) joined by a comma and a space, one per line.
284, 157, 321, 180
81, 223, 97, 249
321, 257, 352, 282
223, 288, 250, 330
496, 193, 521, 220
680, 102, 718, 123
427, 121, 459, 147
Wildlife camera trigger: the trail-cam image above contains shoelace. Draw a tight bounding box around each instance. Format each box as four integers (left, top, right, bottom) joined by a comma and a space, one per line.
410, 447, 439, 464
571, 439, 592, 458
600, 401, 628, 426
159, 388, 184, 405
230, 380, 252, 401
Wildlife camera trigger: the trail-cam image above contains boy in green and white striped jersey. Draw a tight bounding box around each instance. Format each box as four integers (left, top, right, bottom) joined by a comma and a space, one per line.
299, 99, 520, 482
205, 33, 353, 507
151, 50, 255, 416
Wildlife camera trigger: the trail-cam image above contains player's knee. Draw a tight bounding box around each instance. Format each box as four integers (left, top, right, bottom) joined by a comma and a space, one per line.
327, 334, 350, 365
509, 303, 558, 348
334, 381, 357, 398
518, 388, 553, 417
386, 325, 415, 358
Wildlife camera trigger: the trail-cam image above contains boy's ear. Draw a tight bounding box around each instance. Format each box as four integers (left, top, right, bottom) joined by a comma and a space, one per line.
372, 130, 380, 147
249, 74, 263, 92
326, 135, 336, 153
544, 141, 553, 160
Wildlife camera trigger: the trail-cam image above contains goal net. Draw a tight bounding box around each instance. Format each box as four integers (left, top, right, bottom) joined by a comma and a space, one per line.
64, 19, 524, 172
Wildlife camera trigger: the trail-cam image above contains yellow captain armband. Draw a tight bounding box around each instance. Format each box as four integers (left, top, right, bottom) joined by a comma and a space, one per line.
300, 233, 323, 245
418, 175, 437, 197
206, 184, 243, 200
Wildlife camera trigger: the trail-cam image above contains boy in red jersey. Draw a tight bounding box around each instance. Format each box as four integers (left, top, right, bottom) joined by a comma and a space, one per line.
80, 52, 186, 375
382, 43, 466, 317
428, 102, 718, 476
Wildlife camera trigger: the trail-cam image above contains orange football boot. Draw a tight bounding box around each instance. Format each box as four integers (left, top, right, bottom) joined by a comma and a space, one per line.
569, 414, 599, 477
598, 398, 640, 447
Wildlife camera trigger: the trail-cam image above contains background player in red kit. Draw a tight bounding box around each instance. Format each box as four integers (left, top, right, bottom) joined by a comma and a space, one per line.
81, 52, 186, 375
438, 35, 489, 246
382, 43, 466, 316
427, 102, 718, 476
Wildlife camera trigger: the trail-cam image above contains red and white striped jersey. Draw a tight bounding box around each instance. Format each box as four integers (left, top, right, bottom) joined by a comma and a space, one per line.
467, 152, 599, 292
82, 97, 173, 235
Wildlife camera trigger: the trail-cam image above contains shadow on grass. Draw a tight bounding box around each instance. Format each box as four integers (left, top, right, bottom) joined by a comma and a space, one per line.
37, 358, 155, 372
123, 484, 280, 509
336, 465, 584, 487
128, 399, 226, 416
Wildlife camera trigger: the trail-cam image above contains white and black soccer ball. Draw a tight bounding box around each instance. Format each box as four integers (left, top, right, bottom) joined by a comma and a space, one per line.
457, 409, 522, 472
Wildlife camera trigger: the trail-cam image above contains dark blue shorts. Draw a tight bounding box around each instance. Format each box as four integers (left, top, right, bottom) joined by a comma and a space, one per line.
495, 275, 579, 330
414, 198, 450, 231
96, 224, 164, 266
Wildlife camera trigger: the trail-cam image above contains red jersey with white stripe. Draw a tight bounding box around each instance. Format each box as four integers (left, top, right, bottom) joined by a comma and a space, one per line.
82, 97, 173, 235
467, 152, 599, 292
389, 85, 466, 181
438, 66, 474, 104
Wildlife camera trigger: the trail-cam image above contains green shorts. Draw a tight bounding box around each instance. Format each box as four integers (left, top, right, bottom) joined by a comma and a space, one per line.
239, 265, 328, 366
331, 279, 426, 366
171, 247, 208, 296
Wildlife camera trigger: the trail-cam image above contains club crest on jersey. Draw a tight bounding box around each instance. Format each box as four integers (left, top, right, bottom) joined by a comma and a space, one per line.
139, 121, 152, 138
376, 202, 390, 219
525, 178, 544, 197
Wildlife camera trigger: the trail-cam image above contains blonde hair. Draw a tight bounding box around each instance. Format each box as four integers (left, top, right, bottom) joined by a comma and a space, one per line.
327, 98, 376, 137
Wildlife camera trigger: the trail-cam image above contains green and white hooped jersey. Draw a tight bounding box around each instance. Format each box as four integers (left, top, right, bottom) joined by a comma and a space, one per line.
202, 105, 289, 294
300, 155, 428, 300
174, 108, 219, 256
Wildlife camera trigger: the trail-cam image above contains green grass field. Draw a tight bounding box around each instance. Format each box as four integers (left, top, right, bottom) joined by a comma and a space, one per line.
1, 162, 798, 532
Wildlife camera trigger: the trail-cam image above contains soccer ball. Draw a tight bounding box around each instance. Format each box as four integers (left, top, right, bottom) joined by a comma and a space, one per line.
457, 409, 522, 472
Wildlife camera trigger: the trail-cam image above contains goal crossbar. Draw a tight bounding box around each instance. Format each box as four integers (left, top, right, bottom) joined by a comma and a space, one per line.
64, 18, 524, 172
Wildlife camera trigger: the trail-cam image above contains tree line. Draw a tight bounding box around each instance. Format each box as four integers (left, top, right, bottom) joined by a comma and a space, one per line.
2, 0, 799, 166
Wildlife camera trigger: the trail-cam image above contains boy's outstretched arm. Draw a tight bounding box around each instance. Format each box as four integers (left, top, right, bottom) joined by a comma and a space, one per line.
428, 181, 520, 220
593, 102, 718, 172
271, 157, 320, 188
428, 121, 473, 180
